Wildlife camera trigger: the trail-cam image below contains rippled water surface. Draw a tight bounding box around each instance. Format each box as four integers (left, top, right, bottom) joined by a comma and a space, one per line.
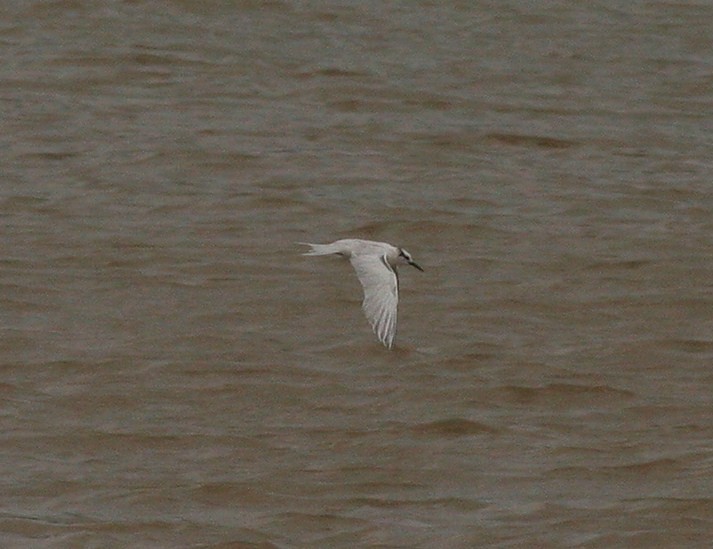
2, 1, 713, 547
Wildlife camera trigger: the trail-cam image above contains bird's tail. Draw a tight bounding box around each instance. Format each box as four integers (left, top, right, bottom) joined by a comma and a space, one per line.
298, 242, 339, 256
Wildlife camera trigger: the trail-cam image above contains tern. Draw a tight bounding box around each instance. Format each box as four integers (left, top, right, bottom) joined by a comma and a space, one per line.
300, 239, 423, 349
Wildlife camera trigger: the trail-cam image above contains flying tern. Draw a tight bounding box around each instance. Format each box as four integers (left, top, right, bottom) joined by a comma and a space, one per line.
300, 238, 423, 349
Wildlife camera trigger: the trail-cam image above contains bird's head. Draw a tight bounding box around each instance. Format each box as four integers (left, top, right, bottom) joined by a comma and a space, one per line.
397, 248, 424, 272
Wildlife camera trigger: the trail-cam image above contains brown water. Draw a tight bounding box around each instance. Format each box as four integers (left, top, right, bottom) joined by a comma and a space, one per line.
2, 1, 713, 547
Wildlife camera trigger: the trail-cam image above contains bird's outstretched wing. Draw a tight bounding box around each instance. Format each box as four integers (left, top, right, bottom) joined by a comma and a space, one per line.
350, 254, 398, 349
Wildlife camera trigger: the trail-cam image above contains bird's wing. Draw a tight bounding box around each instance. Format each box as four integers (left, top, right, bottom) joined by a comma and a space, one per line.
350, 254, 399, 349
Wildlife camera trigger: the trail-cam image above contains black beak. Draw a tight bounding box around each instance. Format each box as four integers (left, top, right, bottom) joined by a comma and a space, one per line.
409, 260, 424, 272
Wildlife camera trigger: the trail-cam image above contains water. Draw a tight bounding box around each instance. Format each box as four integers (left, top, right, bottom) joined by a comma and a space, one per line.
2, 1, 713, 547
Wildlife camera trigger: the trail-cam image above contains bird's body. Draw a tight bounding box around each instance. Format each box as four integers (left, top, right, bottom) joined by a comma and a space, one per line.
300, 238, 423, 349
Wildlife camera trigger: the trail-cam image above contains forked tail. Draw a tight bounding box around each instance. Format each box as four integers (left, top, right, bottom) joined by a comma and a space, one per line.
298, 242, 339, 256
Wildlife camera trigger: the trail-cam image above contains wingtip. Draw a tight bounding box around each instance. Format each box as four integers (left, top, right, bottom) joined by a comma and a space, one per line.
379, 333, 395, 350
